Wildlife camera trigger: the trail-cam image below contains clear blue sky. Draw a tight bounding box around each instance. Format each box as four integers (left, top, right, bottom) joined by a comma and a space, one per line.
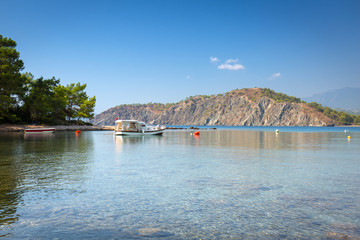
2, 0, 360, 113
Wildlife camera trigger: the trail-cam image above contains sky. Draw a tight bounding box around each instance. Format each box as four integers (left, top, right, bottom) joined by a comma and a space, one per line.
1, 0, 360, 113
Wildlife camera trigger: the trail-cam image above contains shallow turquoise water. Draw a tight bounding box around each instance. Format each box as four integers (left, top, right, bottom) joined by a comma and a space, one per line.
1, 128, 360, 239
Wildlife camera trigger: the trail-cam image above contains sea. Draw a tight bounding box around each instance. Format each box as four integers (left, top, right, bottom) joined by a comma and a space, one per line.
1, 126, 359, 239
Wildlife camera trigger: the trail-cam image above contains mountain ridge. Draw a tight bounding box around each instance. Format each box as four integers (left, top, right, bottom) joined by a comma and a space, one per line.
91, 88, 354, 126
302, 87, 360, 112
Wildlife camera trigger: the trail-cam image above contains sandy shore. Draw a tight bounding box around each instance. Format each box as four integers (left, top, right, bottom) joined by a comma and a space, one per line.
0, 124, 115, 132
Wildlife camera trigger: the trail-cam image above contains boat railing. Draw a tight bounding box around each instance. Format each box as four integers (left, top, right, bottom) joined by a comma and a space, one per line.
144, 125, 166, 131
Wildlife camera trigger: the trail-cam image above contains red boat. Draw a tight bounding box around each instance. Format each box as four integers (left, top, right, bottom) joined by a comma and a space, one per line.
24, 128, 55, 134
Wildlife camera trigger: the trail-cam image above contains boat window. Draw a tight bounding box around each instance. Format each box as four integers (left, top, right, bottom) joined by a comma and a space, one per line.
128, 122, 137, 131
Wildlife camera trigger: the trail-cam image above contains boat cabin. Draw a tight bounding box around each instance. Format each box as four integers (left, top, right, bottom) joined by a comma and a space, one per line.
115, 120, 143, 132
114, 119, 165, 136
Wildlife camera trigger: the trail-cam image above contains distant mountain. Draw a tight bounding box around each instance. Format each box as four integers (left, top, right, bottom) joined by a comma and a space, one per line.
302, 88, 360, 112
92, 88, 337, 126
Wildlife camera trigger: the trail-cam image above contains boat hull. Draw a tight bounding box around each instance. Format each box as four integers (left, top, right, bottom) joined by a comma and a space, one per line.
25, 128, 55, 134
114, 129, 165, 136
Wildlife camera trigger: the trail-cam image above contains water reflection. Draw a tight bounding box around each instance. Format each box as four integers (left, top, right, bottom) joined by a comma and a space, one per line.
164, 130, 348, 151
0, 132, 94, 234
0, 166, 20, 236
0, 133, 24, 232
24, 132, 55, 140
0, 130, 359, 239
114, 135, 164, 148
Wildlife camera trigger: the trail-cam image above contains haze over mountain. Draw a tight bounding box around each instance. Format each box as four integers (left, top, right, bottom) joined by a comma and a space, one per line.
302, 88, 360, 112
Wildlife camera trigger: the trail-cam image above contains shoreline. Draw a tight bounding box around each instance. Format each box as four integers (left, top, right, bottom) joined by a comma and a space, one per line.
0, 124, 115, 132
0, 125, 207, 132
0, 124, 358, 133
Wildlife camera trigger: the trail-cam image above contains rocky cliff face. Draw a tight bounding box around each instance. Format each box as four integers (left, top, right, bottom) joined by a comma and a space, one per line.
92, 88, 336, 126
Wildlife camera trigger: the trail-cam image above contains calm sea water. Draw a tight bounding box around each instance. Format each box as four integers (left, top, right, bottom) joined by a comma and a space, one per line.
1, 127, 360, 239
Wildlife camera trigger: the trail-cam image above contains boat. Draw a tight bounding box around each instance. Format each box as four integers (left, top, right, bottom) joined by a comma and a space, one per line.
114, 120, 165, 136
24, 128, 55, 134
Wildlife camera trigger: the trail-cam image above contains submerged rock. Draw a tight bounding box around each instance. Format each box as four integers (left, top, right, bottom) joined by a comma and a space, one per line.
138, 228, 174, 238
325, 231, 354, 239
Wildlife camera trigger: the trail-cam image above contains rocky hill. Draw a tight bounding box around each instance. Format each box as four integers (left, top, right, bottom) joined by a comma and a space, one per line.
92, 88, 338, 126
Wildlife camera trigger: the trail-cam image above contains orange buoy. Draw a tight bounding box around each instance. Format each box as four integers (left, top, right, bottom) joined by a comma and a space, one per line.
76, 130, 81, 134
194, 131, 200, 136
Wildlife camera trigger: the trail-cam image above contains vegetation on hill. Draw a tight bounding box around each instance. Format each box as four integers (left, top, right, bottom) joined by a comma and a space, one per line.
307, 102, 360, 125
189, 88, 359, 125
260, 88, 359, 125
180, 88, 360, 125
116, 103, 175, 112
0, 35, 95, 125
260, 88, 304, 103
93, 87, 338, 126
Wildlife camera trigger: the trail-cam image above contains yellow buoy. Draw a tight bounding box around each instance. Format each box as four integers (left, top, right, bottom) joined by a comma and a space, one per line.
348, 136, 351, 139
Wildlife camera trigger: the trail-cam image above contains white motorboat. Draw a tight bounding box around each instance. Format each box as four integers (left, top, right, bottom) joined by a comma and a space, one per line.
24, 128, 55, 134
114, 120, 165, 136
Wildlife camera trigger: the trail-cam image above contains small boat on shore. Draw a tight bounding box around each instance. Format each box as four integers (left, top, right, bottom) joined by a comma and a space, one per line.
115, 120, 165, 136
24, 128, 55, 134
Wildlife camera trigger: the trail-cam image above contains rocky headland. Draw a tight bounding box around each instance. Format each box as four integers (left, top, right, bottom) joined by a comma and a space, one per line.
92, 88, 337, 127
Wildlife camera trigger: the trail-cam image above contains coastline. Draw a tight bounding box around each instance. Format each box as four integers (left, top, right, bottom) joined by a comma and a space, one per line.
0, 124, 114, 132
1, 124, 358, 133
0, 125, 203, 132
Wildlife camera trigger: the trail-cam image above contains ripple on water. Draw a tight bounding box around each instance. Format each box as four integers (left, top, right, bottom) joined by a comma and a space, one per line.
1, 130, 360, 239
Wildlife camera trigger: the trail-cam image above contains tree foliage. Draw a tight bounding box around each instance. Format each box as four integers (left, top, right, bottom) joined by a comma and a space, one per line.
261, 88, 360, 125
63, 83, 96, 122
23, 75, 60, 123
0, 35, 96, 124
0, 35, 27, 123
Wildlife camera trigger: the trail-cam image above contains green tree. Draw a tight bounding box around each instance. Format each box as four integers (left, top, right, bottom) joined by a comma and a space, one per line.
64, 83, 95, 123
0, 35, 96, 125
355, 116, 360, 125
78, 96, 96, 121
23, 76, 60, 123
0, 35, 26, 123
338, 112, 354, 125
52, 84, 69, 124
